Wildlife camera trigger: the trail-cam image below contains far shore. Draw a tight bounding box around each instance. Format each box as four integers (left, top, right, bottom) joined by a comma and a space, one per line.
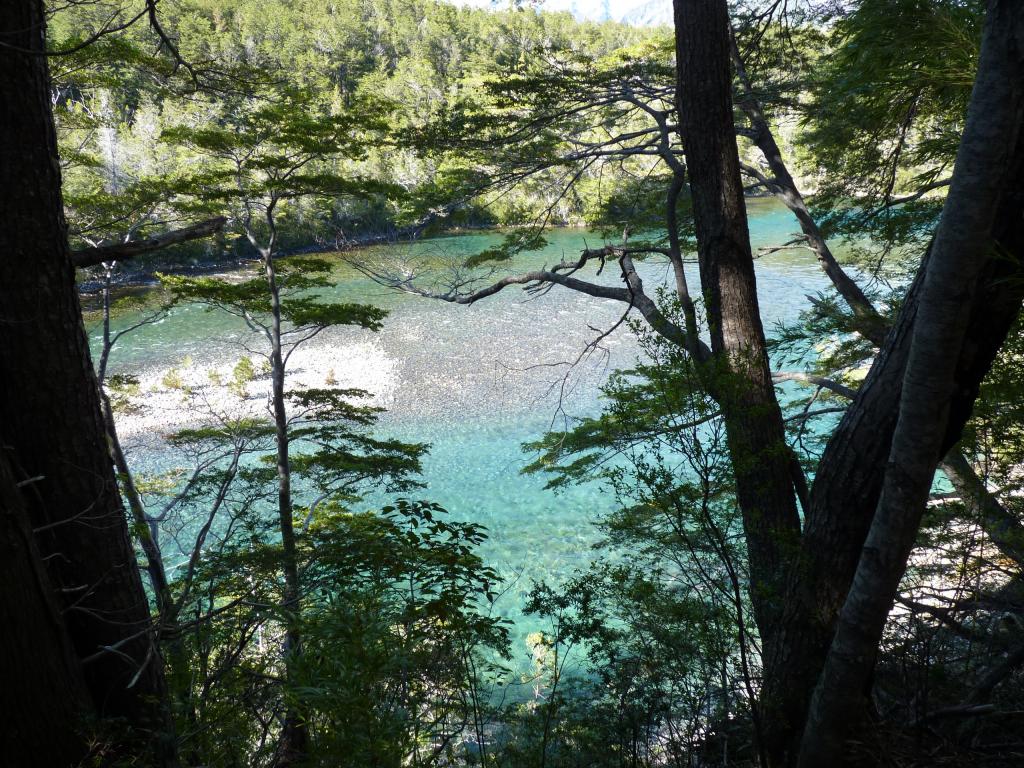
76, 193, 790, 295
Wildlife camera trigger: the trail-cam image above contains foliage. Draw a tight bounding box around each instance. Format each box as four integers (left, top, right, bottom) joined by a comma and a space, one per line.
229, 355, 256, 396
47, 0, 1024, 765
168, 498, 509, 767
295, 500, 508, 765
509, 315, 766, 765
799, 0, 983, 274
52, 0, 653, 263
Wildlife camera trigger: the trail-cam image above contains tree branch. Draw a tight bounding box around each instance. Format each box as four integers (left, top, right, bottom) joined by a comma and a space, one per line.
71, 216, 226, 268
772, 372, 857, 399
940, 450, 1024, 568
729, 29, 886, 344
868, 177, 953, 218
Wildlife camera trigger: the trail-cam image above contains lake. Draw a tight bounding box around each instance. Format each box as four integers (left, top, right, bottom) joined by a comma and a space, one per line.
90, 198, 833, 661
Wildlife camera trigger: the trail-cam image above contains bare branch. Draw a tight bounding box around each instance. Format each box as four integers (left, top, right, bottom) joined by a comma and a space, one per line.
350, 244, 707, 358
729, 28, 886, 343
772, 371, 857, 399
71, 216, 226, 268
940, 450, 1024, 568
867, 177, 953, 218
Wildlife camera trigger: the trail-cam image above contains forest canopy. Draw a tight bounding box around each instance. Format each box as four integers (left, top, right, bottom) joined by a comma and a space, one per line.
2, 1, 1024, 767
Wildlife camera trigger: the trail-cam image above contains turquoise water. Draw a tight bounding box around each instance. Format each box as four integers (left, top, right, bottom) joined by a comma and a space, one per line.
90, 198, 832, 662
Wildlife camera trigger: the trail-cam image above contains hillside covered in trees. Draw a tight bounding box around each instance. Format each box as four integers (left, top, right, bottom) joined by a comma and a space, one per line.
3, 0, 1024, 766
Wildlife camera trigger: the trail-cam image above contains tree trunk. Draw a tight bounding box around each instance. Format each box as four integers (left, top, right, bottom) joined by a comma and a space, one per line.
262, 230, 309, 765
768, 197, 1024, 760
0, 2, 175, 761
0, 450, 92, 767
798, 3, 1024, 763
98, 267, 175, 619
674, 4, 802, 761
675, 2, 1024, 763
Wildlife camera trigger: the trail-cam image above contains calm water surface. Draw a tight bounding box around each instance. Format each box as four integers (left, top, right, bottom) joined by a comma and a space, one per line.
92, 199, 832, 659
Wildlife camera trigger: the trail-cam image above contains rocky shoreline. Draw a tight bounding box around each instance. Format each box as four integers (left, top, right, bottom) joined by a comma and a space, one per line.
112, 337, 398, 460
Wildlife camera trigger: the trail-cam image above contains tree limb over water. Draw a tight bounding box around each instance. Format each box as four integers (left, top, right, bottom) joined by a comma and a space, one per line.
71, 216, 226, 268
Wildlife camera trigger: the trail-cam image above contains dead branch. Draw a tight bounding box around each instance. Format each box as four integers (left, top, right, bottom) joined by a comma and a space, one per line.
71, 216, 226, 268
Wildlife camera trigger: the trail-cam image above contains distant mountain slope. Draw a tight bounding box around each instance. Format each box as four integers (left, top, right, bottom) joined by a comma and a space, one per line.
618, 0, 672, 27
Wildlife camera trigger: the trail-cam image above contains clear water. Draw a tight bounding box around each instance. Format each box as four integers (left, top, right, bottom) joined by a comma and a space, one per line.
89, 198, 832, 663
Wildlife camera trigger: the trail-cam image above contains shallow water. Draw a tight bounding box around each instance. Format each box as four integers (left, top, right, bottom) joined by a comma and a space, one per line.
90, 198, 832, 662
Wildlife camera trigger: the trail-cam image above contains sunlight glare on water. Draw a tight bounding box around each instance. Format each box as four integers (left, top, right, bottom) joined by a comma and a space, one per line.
90, 198, 831, 659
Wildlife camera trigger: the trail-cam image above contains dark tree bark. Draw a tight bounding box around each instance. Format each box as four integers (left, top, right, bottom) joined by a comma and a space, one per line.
798, 4, 1024, 762
0, 451, 92, 767
673, 0, 802, 739
773, 42, 1024, 766
0, 1, 175, 760
670, 2, 1024, 764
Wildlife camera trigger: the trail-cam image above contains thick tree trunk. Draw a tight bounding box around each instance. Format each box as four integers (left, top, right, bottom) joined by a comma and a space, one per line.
762, 254, 933, 761
765, 59, 1024, 765
0, 451, 92, 767
0, 2, 175, 761
674, 5, 801, 761
798, 3, 1024, 763
673, 3, 1024, 763
769, 201, 1024, 761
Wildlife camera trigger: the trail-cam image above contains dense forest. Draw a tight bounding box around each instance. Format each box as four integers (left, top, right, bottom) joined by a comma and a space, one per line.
2, 0, 1024, 766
